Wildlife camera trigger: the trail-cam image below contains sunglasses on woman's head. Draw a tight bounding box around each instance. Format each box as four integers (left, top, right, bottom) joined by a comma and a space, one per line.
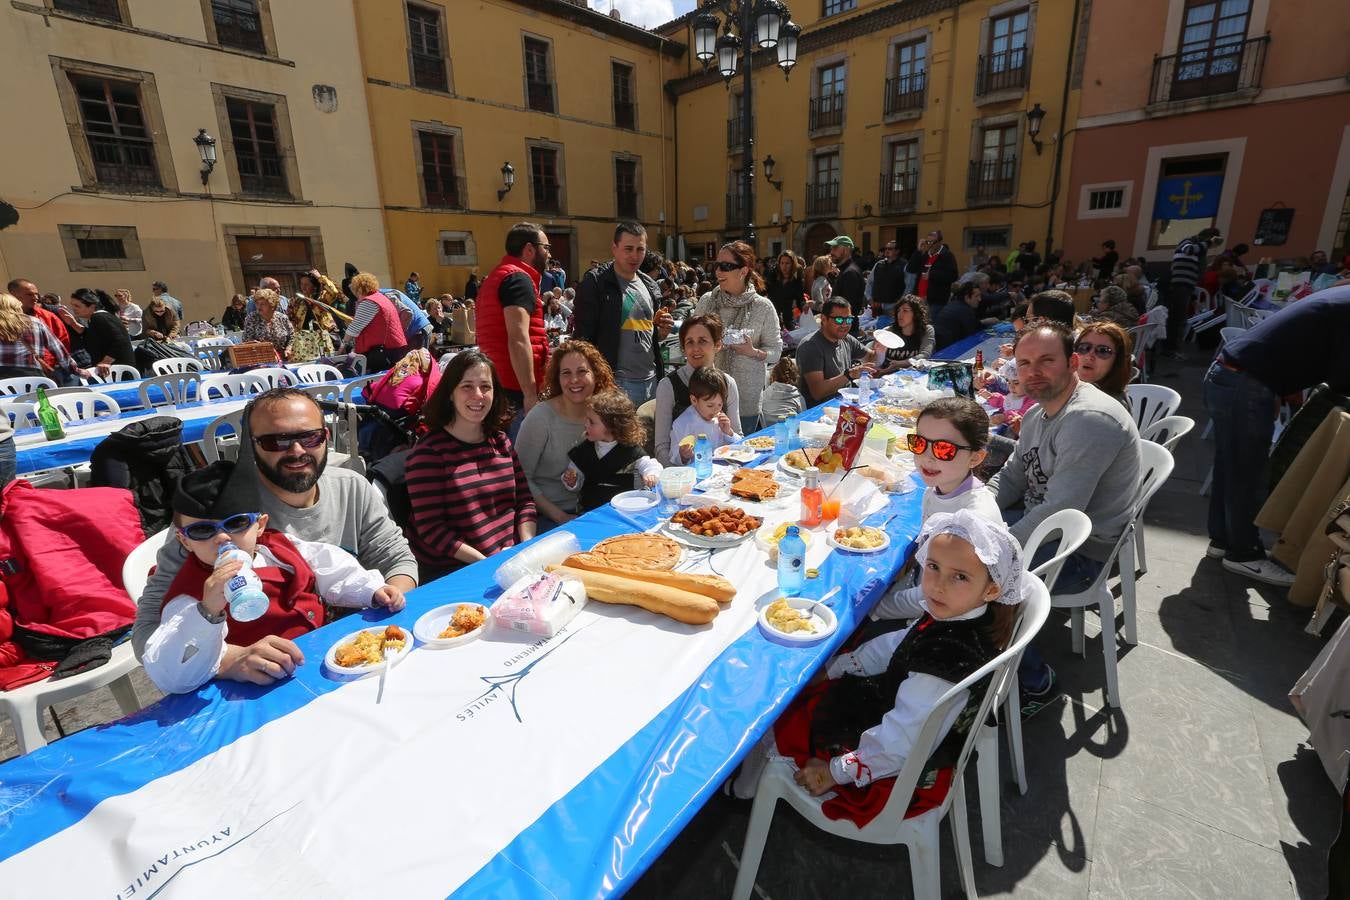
713, 261, 744, 272
251, 428, 327, 452
177, 512, 263, 542
1074, 341, 1115, 359
828, 315, 855, 326
907, 432, 976, 461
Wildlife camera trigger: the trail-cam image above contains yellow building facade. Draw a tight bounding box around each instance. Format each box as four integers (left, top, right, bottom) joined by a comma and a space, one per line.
661, 0, 1084, 266
0, 0, 390, 322
353, 0, 683, 297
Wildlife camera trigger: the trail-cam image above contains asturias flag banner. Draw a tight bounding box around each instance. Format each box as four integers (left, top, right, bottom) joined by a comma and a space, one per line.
1154, 175, 1222, 220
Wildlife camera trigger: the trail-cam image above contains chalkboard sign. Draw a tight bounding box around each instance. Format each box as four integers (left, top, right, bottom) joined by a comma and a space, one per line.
1253, 207, 1294, 246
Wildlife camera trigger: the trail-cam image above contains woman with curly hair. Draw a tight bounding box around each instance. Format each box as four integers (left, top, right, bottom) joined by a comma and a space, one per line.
1073, 321, 1134, 406
875, 294, 937, 372
515, 339, 617, 527
406, 350, 536, 582
561, 389, 662, 511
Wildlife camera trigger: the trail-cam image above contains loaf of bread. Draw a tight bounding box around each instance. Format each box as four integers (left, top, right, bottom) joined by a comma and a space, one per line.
546, 564, 719, 625
560, 553, 737, 604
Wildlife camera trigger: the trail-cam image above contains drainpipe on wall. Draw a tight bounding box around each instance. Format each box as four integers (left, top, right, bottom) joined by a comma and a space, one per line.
1044, 0, 1083, 257
348, 0, 397, 285
935, 1, 960, 235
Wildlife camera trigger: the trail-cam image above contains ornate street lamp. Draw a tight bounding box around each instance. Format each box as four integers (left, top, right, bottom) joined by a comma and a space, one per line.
193, 128, 217, 186
1026, 103, 1047, 155
693, 0, 795, 246
497, 161, 515, 201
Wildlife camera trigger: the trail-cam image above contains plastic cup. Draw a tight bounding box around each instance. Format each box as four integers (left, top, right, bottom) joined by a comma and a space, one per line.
822, 497, 841, 521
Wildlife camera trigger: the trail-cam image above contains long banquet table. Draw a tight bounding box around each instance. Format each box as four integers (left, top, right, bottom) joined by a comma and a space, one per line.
0, 328, 1005, 897
14, 374, 371, 475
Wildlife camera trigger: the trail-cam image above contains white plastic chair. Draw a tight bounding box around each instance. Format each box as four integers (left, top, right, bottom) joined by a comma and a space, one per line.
1053, 441, 1174, 708
138, 371, 201, 407
0, 399, 35, 429
1184, 287, 1224, 340
342, 373, 381, 404
1140, 414, 1195, 454
85, 364, 140, 383
250, 367, 298, 390
0, 375, 56, 397
732, 576, 1051, 900
1125, 383, 1180, 434
201, 409, 246, 463
975, 509, 1091, 866
0, 529, 162, 756
351, 354, 368, 375
200, 372, 269, 401
299, 382, 343, 403
152, 357, 203, 376
194, 336, 233, 347
49, 391, 121, 423
195, 346, 229, 372
1219, 325, 1247, 344
293, 363, 342, 384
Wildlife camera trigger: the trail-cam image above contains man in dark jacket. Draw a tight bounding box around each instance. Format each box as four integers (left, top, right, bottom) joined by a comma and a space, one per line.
574, 222, 673, 405
906, 229, 960, 313
867, 240, 906, 316
827, 235, 866, 334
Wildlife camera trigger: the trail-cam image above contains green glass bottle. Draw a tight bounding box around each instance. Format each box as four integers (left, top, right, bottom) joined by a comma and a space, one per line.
35, 386, 65, 441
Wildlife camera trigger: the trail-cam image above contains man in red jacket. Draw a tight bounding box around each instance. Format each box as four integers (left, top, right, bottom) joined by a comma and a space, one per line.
7, 278, 71, 378
475, 222, 550, 437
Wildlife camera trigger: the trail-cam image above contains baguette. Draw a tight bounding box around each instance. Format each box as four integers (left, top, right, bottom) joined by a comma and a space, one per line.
546, 564, 719, 625
561, 552, 737, 604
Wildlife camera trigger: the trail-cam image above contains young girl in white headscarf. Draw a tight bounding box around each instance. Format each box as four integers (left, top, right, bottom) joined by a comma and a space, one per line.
732, 510, 1030, 826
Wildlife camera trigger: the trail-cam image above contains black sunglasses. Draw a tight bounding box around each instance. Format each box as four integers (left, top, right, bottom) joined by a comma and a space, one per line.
1074, 341, 1116, 359
251, 428, 327, 452
177, 512, 262, 542
714, 260, 745, 272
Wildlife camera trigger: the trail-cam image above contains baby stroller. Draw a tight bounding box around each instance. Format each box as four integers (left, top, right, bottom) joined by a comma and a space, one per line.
351, 348, 442, 463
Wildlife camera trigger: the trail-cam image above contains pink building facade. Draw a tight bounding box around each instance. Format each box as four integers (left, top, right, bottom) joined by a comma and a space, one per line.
1062, 0, 1350, 267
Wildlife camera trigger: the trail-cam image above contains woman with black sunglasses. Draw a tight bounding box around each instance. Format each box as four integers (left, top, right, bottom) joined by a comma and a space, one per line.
693, 241, 783, 434
1072, 321, 1133, 407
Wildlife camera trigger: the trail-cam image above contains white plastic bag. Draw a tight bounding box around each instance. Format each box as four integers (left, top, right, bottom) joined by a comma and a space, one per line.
490, 572, 588, 638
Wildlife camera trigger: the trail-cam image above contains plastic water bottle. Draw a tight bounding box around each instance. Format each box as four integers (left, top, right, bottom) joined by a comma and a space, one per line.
694, 433, 712, 480
773, 419, 790, 453
777, 525, 806, 595
857, 369, 872, 406
216, 542, 268, 622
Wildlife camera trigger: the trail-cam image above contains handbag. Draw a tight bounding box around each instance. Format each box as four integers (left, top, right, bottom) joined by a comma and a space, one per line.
133, 337, 179, 375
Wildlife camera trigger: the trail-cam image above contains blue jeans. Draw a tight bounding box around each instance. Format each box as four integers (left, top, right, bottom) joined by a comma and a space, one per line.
0, 437, 14, 487
740, 415, 761, 436
617, 377, 655, 408
1203, 360, 1275, 561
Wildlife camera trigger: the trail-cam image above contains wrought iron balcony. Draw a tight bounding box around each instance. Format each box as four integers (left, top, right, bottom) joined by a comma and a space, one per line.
212, 0, 266, 53
425, 175, 467, 210
1149, 34, 1269, 105
727, 116, 746, 152
975, 47, 1029, 95
967, 157, 1016, 204
725, 190, 752, 227
808, 93, 845, 133
884, 72, 927, 116
88, 135, 159, 186
805, 180, 839, 217
527, 79, 555, 114
411, 52, 448, 92
879, 170, 918, 213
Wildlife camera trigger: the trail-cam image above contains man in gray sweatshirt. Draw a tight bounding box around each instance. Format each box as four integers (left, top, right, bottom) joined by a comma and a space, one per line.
989, 319, 1141, 712
131, 389, 419, 685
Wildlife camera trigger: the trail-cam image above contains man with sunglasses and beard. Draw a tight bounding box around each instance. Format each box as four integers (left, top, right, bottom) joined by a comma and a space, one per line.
131, 389, 419, 686
988, 319, 1139, 716
795, 297, 875, 407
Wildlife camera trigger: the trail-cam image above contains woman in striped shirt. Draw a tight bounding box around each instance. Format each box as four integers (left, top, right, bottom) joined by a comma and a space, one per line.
406, 350, 537, 582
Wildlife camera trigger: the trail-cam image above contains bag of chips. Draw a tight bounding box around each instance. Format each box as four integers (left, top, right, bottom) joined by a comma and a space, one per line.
815, 404, 871, 473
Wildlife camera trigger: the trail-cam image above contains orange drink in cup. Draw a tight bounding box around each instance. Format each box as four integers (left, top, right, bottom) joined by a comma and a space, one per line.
822, 497, 841, 521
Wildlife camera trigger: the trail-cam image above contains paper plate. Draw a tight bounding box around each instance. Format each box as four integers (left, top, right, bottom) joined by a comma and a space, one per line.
827, 526, 891, 553
664, 516, 760, 548
713, 446, 759, 465
758, 597, 838, 646
413, 603, 489, 649
873, 329, 906, 350
323, 624, 415, 676
611, 490, 660, 514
